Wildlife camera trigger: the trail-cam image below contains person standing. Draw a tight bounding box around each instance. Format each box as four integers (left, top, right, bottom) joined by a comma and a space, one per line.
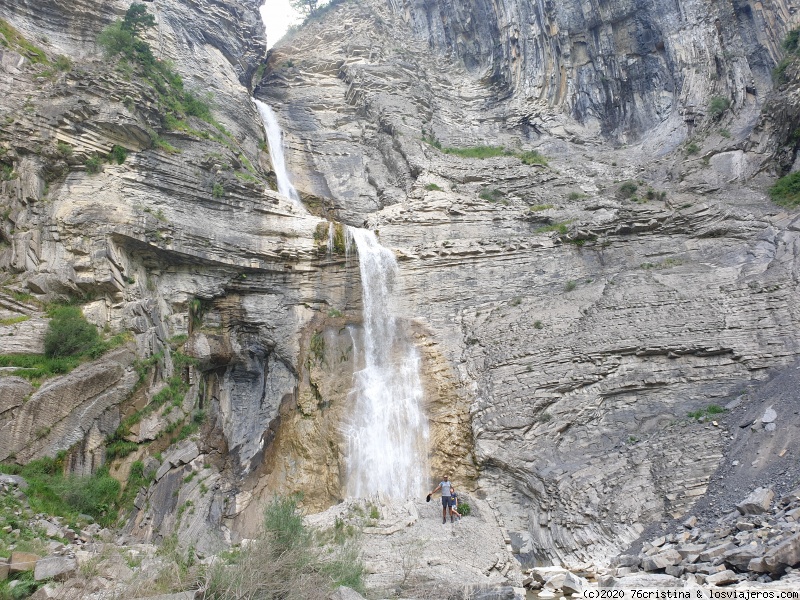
429, 474, 454, 524
449, 485, 461, 521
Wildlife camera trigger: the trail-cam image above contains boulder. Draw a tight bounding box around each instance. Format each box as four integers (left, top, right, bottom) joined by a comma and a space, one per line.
29, 584, 60, 600
723, 546, 764, 571
748, 557, 769, 573
0, 474, 28, 489
9, 552, 39, 573
328, 587, 367, 600
34, 556, 76, 581
606, 574, 683, 588
764, 533, 800, 574
0, 557, 8, 581
761, 407, 777, 423
642, 548, 682, 571
543, 573, 566, 590
665, 565, 684, 577
705, 570, 738, 586
610, 554, 640, 568
699, 542, 735, 562
676, 544, 706, 558
561, 572, 587, 594
737, 488, 774, 515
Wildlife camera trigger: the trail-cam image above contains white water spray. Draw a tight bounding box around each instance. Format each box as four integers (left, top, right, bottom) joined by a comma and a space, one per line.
253, 98, 302, 206
345, 228, 429, 498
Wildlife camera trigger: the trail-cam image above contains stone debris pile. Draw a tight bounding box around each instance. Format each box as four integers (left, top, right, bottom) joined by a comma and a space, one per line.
601, 486, 800, 588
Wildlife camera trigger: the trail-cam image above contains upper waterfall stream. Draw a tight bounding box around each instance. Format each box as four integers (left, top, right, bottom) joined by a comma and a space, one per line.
253, 98, 302, 207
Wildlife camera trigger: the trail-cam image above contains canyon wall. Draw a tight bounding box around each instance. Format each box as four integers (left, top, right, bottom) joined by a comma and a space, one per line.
0, 0, 799, 568
258, 0, 800, 565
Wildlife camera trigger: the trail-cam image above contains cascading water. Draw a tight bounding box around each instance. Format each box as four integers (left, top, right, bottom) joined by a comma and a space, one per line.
253, 98, 302, 207
249, 101, 429, 497
344, 228, 429, 498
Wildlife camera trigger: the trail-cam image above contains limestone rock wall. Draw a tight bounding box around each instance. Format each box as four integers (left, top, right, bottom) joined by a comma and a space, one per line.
258, 0, 800, 566
394, 0, 796, 140
2, 0, 800, 569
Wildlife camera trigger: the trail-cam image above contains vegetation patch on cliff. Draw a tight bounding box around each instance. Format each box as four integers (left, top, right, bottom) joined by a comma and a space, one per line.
0, 306, 127, 383
769, 171, 800, 208
0, 455, 120, 528
0, 18, 48, 64
97, 4, 230, 147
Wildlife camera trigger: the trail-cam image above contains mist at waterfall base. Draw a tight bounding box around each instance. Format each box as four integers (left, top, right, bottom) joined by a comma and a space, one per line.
253, 98, 302, 206
345, 229, 430, 499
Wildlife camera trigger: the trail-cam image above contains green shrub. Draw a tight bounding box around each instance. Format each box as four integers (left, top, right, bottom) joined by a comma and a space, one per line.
443, 145, 508, 159
0, 459, 121, 527
564, 280, 577, 292
784, 28, 800, 55
424, 183, 442, 191
264, 495, 308, 556
44, 306, 100, 358
535, 223, 568, 235
529, 204, 553, 212
618, 181, 638, 198
518, 150, 547, 165
85, 156, 103, 174
769, 171, 800, 208
202, 495, 364, 598
458, 501, 471, 517
708, 96, 730, 120
54, 55, 72, 71
688, 404, 726, 420
479, 188, 504, 202
56, 141, 73, 157
212, 182, 224, 198
108, 145, 128, 164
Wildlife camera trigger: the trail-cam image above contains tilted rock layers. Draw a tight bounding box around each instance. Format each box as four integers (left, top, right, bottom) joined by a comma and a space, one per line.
1, 0, 800, 568
258, 0, 800, 566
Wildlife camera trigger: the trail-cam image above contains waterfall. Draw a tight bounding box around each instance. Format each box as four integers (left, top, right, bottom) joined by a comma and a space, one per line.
253, 98, 302, 207
345, 228, 429, 498
250, 102, 429, 498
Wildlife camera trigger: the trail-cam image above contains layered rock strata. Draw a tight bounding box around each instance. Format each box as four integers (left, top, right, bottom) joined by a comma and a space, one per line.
260, 0, 800, 566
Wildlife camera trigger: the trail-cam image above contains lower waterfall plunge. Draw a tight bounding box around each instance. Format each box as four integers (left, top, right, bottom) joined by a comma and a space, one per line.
344, 228, 429, 498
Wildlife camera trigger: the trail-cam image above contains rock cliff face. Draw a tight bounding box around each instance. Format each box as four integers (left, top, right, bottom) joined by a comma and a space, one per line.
258, 0, 800, 566
1, 0, 800, 577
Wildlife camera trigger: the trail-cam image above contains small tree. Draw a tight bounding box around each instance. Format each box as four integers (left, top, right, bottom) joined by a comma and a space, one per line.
122, 3, 156, 37
291, 0, 320, 17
